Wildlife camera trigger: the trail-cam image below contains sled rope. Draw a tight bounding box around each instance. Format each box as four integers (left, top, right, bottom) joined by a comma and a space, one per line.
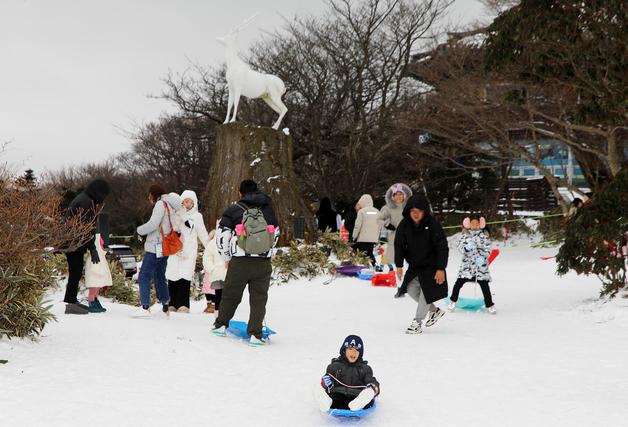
327, 373, 367, 389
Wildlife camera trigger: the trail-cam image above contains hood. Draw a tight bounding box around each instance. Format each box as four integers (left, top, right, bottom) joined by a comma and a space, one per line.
357, 194, 374, 209
180, 190, 199, 213
339, 335, 364, 362
240, 191, 271, 208
385, 183, 412, 209
402, 193, 431, 220
85, 178, 110, 204
160, 192, 182, 211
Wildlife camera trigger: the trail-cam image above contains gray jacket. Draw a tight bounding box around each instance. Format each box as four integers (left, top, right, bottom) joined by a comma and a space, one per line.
137, 193, 182, 254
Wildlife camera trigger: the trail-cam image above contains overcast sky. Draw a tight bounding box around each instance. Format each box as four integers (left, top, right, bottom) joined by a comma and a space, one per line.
0, 0, 487, 175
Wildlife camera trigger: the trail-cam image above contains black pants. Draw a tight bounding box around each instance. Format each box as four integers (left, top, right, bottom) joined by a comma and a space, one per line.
63, 249, 86, 304
329, 392, 374, 410
205, 289, 223, 310
168, 279, 191, 309
352, 242, 376, 266
450, 277, 494, 307
214, 257, 272, 339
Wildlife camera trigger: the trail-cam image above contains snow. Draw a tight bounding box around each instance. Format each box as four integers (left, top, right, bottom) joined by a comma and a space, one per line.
250, 158, 261, 166
1, 241, 626, 427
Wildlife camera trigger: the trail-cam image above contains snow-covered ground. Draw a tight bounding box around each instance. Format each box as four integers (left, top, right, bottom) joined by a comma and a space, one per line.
1, 240, 626, 427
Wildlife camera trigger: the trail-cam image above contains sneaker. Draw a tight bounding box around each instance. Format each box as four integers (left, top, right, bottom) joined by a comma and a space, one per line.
405, 319, 422, 334
211, 325, 227, 337
131, 305, 151, 318
249, 336, 267, 346
425, 308, 445, 327
162, 303, 170, 317
65, 303, 89, 315
177, 306, 190, 313
447, 301, 456, 312
487, 305, 497, 315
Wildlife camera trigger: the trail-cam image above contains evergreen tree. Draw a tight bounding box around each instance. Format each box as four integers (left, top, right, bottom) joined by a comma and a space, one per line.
557, 170, 628, 296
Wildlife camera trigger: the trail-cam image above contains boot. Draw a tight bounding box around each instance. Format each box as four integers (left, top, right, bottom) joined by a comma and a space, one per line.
88, 301, 106, 313
93, 298, 107, 312
65, 303, 89, 315
203, 302, 215, 314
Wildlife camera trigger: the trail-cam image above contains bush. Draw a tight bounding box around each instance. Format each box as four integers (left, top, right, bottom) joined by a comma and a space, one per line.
272, 232, 370, 284
102, 260, 141, 306
0, 180, 92, 339
557, 170, 628, 296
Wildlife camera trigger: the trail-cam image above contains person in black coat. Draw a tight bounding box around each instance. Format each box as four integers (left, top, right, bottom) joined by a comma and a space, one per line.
342, 199, 359, 242
316, 335, 380, 412
63, 178, 110, 314
316, 197, 339, 233
394, 193, 449, 334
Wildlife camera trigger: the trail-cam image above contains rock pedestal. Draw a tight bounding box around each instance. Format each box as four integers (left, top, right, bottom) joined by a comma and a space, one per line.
205, 123, 315, 242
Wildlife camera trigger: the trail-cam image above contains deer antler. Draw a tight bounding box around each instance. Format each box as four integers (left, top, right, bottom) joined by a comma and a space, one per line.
229, 13, 259, 35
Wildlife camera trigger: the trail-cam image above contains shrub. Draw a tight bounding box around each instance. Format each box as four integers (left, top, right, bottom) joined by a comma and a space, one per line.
0, 179, 92, 339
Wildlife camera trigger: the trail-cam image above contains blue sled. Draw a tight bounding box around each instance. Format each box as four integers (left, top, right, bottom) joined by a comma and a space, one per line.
227, 320, 277, 340
454, 296, 485, 311
329, 401, 377, 418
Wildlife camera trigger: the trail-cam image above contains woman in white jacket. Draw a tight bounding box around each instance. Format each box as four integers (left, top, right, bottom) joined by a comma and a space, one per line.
84, 233, 112, 313
165, 190, 209, 313
351, 194, 381, 267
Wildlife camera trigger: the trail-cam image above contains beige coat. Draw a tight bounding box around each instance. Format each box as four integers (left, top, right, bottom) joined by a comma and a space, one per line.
378, 183, 412, 264
352, 194, 381, 243
84, 233, 112, 288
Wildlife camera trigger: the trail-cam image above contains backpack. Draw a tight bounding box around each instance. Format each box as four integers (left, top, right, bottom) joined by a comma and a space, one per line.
236, 203, 273, 255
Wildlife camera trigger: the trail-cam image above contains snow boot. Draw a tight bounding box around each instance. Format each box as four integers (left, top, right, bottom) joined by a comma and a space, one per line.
203, 303, 215, 314
349, 387, 376, 411
405, 319, 422, 334
425, 308, 445, 327
88, 301, 106, 313
65, 303, 89, 315
177, 306, 190, 313
487, 305, 497, 315
314, 385, 333, 412
93, 298, 106, 312
168, 305, 177, 312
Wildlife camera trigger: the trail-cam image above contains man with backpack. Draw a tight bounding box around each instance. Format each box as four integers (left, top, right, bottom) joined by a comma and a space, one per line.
212, 180, 279, 346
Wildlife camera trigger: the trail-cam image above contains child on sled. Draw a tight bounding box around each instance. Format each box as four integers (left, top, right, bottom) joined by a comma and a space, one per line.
315, 335, 380, 412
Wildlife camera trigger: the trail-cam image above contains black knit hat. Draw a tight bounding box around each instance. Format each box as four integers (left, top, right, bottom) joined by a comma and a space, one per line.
340, 335, 364, 360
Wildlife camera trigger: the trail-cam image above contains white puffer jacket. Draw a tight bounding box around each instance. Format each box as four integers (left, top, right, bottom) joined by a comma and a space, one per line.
352, 194, 381, 243
203, 235, 227, 283
165, 190, 209, 282
84, 233, 112, 288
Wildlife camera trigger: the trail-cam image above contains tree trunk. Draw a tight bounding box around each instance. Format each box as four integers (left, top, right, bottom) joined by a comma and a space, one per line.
205, 123, 316, 243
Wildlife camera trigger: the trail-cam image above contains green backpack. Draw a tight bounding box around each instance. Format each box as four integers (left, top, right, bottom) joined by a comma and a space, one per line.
236, 203, 273, 255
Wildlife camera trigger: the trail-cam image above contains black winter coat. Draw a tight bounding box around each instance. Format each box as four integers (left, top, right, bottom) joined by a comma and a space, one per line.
394, 194, 449, 303
316, 198, 339, 233
64, 178, 110, 253
325, 356, 380, 398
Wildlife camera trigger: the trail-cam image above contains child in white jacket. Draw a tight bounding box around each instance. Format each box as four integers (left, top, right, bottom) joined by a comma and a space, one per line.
202, 229, 228, 314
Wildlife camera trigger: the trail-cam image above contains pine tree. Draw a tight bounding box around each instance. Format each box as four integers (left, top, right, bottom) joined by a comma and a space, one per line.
557, 170, 628, 296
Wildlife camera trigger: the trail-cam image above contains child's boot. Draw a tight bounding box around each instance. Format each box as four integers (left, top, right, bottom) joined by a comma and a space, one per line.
487, 305, 497, 315
88, 301, 105, 313
349, 387, 376, 411
314, 385, 333, 412
204, 302, 215, 314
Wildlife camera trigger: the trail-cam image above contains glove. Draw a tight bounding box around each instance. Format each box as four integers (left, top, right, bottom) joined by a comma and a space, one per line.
348, 387, 376, 411
321, 375, 333, 391
385, 224, 396, 231
464, 241, 476, 252
184, 220, 192, 229
89, 248, 100, 264
475, 256, 486, 267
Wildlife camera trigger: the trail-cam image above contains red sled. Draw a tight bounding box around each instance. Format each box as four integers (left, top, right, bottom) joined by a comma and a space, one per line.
487, 248, 500, 265
371, 271, 396, 287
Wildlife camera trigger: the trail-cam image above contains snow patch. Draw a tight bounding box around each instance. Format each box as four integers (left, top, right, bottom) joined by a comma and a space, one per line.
250, 158, 261, 166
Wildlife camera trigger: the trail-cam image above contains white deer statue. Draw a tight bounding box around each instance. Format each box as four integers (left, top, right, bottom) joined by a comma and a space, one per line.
217, 17, 288, 130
